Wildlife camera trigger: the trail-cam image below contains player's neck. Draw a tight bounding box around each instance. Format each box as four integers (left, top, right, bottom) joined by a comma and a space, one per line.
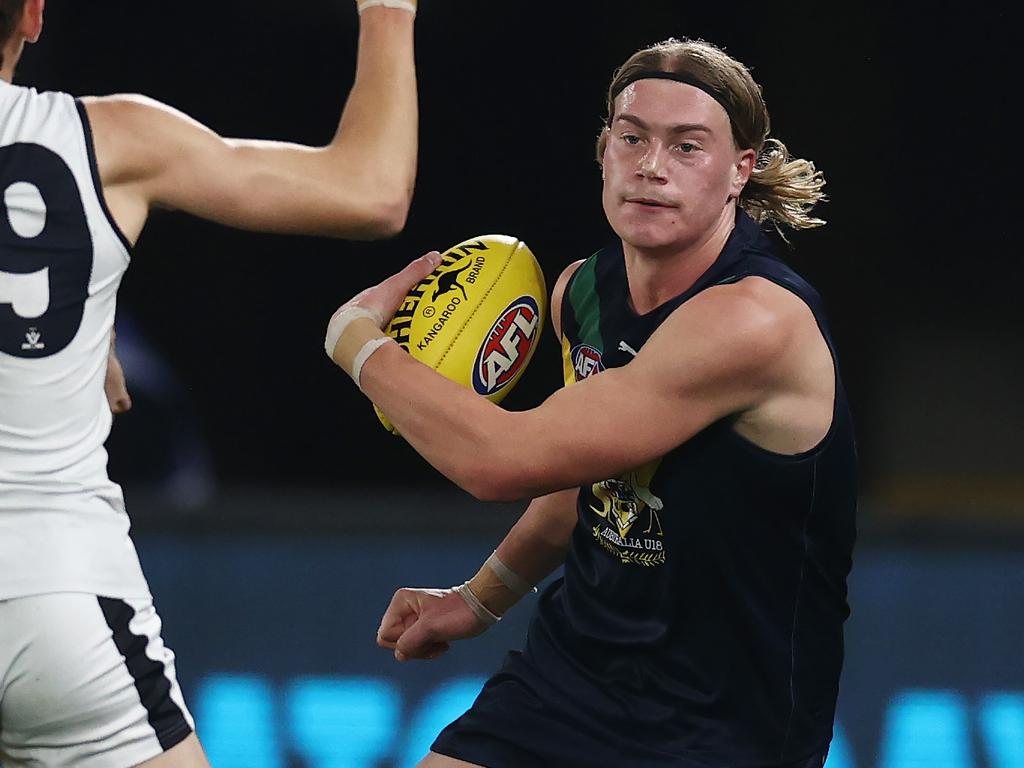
0, 42, 22, 83
622, 206, 736, 315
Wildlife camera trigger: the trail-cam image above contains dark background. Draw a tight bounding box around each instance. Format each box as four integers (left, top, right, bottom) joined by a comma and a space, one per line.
18, 1, 1023, 534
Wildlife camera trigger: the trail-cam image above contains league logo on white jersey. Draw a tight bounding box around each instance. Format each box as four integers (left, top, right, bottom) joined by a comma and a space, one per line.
21, 326, 43, 350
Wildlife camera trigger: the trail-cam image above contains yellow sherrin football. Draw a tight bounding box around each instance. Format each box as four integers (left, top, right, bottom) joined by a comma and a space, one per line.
375, 234, 547, 434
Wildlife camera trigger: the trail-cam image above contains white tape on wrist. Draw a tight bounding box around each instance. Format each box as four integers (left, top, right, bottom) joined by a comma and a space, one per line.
455, 581, 500, 626
358, 0, 416, 14
485, 551, 537, 597
324, 305, 385, 360
352, 337, 393, 390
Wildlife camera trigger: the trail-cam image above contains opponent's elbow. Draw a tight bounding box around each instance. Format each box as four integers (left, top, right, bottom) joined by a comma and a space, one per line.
341, 191, 411, 240
371, 194, 411, 238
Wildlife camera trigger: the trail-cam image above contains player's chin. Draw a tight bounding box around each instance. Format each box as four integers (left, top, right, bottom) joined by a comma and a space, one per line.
613, 220, 685, 251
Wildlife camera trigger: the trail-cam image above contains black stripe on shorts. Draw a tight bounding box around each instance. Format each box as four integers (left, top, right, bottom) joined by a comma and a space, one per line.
98, 597, 192, 751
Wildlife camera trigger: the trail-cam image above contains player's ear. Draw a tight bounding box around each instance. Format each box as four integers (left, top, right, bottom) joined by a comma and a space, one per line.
22, 0, 45, 45
730, 147, 756, 199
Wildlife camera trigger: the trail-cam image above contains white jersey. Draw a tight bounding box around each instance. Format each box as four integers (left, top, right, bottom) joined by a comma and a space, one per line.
0, 79, 149, 599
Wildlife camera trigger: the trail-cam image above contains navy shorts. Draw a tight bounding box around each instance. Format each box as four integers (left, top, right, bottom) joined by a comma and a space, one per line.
431, 650, 830, 768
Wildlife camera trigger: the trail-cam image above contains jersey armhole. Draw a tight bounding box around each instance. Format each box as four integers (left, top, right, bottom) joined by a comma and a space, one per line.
74, 99, 134, 259
724, 273, 842, 462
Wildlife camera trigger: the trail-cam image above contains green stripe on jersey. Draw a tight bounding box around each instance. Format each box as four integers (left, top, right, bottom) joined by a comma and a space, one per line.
568, 255, 603, 351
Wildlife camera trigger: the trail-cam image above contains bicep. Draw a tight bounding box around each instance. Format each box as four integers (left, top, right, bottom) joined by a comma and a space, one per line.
86, 96, 389, 238
511, 359, 709, 491
502, 292, 788, 494
152, 120, 379, 236
154, 137, 352, 232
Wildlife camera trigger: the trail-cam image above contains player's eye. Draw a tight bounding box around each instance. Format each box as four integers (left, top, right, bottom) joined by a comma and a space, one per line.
676, 142, 697, 153
620, 133, 642, 145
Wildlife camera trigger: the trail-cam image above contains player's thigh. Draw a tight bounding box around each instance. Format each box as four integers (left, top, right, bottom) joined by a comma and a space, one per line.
0, 592, 195, 767
417, 752, 484, 768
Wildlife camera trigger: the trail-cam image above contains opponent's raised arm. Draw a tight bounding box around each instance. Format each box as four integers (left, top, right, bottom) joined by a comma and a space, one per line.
83, 2, 418, 243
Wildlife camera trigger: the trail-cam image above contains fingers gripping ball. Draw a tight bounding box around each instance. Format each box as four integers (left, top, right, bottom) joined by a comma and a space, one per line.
375, 235, 547, 434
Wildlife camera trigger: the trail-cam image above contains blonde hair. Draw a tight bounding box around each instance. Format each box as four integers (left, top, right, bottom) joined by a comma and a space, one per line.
598, 38, 827, 232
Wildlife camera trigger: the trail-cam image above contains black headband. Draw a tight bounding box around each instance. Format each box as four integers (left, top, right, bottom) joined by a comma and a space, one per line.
610, 71, 735, 127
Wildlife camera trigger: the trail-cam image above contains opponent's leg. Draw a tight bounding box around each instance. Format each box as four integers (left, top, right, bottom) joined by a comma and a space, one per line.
0, 593, 198, 767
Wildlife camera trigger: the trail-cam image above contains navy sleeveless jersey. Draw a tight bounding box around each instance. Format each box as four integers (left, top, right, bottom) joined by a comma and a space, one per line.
528, 211, 857, 765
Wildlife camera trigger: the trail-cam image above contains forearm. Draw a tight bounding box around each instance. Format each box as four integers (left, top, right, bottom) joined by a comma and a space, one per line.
358, 342, 546, 499
467, 489, 579, 617
339, 332, 589, 500
328, 8, 417, 217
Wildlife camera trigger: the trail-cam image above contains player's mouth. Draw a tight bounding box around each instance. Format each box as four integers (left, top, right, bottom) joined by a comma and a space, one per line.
624, 196, 677, 209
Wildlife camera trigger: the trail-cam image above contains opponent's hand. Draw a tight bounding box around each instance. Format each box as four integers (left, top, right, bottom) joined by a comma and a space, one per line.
105, 331, 132, 415
377, 586, 488, 662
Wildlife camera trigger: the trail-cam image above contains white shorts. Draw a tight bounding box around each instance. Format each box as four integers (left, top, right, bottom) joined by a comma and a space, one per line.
0, 593, 194, 767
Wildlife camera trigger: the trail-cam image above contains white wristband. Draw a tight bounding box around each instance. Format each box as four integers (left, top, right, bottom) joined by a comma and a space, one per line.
485, 551, 537, 597
324, 305, 384, 361
358, 0, 416, 14
352, 337, 393, 390
455, 581, 500, 626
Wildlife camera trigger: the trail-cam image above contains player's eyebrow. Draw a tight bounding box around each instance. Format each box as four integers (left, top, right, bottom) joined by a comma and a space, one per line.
615, 114, 713, 135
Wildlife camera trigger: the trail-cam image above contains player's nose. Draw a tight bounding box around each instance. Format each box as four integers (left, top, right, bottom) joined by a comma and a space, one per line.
636, 142, 669, 181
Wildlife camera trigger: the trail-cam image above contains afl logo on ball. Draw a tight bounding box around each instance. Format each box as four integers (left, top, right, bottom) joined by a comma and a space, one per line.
472, 297, 541, 396
571, 344, 604, 381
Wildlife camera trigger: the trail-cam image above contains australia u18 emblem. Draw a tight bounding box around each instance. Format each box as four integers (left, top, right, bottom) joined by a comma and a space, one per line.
588, 460, 666, 567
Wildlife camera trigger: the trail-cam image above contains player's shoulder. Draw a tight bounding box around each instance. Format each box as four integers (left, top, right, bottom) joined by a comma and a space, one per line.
711, 274, 812, 323
79, 94, 175, 127
671, 276, 810, 359
80, 94, 199, 178
81, 94, 210, 147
